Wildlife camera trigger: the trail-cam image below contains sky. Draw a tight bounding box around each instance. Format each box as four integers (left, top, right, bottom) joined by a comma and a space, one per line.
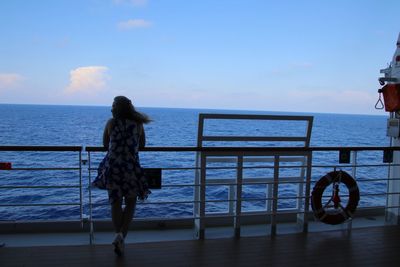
0, 0, 399, 114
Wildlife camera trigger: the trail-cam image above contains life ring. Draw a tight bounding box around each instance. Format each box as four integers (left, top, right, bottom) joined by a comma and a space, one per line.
311, 170, 360, 225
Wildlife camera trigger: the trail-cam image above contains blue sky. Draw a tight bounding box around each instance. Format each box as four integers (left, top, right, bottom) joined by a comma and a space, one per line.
0, 0, 399, 114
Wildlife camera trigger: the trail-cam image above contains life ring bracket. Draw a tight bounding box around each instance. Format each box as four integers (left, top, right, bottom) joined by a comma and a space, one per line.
311, 170, 360, 225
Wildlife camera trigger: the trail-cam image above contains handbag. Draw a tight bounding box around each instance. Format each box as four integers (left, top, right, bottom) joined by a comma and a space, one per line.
91, 156, 109, 190
144, 168, 162, 189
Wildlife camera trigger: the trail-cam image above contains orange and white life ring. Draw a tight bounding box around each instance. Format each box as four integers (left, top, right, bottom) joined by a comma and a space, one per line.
311, 170, 360, 225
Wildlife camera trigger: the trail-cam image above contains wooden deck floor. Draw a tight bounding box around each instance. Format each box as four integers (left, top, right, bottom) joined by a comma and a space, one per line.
1, 225, 400, 267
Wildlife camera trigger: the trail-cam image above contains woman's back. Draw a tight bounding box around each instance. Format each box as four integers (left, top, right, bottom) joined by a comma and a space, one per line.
108, 118, 142, 157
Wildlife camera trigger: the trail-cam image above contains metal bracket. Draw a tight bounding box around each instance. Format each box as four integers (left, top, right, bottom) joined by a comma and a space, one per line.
383, 149, 393, 163
339, 150, 350, 164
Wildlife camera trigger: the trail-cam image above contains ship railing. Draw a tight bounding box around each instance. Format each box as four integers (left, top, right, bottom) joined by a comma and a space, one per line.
0, 145, 399, 243
0, 146, 84, 230
85, 146, 399, 241
193, 114, 313, 239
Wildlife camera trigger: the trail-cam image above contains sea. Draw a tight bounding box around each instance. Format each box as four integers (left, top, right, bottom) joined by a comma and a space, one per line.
0, 104, 390, 221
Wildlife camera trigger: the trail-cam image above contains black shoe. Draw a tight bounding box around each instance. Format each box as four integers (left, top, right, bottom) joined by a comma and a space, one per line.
112, 233, 124, 256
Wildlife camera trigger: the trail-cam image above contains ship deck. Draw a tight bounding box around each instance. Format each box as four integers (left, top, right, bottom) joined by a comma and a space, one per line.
1, 225, 399, 267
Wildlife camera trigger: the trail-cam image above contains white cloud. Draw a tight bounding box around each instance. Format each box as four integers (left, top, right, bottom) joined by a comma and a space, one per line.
117, 19, 152, 30
113, 0, 148, 7
65, 66, 109, 94
0, 73, 24, 90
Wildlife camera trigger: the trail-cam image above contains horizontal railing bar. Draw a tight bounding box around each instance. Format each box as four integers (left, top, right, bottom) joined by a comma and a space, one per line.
206, 156, 306, 163
202, 136, 307, 142
77, 175, 400, 188
7, 168, 80, 171
90, 191, 395, 206
1, 144, 399, 153
387, 205, 400, 209
386, 178, 400, 181
22, 163, 395, 173
87, 178, 400, 187
318, 192, 394, 198
91, 201, 195, 206
156, 184, 195, 187
171, 180, 306, 186
159, 181, 305, 187
0, 146, 82, 151
141, 180, 309, 187
87, 167, 201, 171
241, 196, 303, 201
91, 199, 239, 206
85, 146, 400, 152
0, 185, 80, 189
129, 177, 397, 188
109, 206, 386, 220
99, 213, 277, 220
205, 178, 303, 184
92, 196, 308, 205
0, 203, 81, 207
384, 192, 400, 195
214, 163, 394, 169
199, 113, 314, 121
206, 162, 394, 169
354, 178, 395, 182
138, 177, 399, 187
89, 163, 394, 172
190, 212, 302, 220
311, 164, 394, 168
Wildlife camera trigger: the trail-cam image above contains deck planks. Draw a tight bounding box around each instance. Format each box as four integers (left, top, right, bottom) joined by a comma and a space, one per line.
1, 225, 400, 267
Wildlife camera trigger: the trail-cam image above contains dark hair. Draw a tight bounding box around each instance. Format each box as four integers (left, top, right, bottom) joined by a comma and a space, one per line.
111, 96, 151, 124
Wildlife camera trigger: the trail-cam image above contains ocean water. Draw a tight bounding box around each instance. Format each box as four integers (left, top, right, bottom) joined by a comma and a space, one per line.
0, 104, 390, 221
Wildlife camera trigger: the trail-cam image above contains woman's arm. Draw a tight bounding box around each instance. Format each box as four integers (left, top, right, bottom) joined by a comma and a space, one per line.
103, 119, 113, 149
139, 124, 146, 149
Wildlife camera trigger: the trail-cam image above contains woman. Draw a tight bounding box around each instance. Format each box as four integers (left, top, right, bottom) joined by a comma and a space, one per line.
93, 96, 151, 256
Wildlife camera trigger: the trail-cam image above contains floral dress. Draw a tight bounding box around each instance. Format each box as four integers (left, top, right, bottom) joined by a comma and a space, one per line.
93, 119, 150, 203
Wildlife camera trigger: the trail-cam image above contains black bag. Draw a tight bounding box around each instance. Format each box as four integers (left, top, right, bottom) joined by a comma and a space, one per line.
144, 168, 162, 189
91, 157, 109, 190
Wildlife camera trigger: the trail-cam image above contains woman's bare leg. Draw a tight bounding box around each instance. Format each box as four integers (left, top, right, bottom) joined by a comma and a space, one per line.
111, 198, 125, 256
111, 198, 123, 233
121, 196, 137, 238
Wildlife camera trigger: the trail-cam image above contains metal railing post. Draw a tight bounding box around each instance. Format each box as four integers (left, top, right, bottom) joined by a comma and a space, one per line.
79, 151, 83, 228
198, 153, 207, 239
271, 155, 280, 236
297, 156, 306, 211
88, 151, 94, 245
302, 152, 312, 233
234, 155, 243, 238
346, 150, 358, 232
266, 183, 273, 212
194, 151, 200, 219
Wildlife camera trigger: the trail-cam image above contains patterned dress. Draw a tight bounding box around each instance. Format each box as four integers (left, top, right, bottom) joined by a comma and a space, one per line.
93, 119, 151, 203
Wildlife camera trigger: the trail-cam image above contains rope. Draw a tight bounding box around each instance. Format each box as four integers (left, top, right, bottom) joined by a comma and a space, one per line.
375, 90, 384, 110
